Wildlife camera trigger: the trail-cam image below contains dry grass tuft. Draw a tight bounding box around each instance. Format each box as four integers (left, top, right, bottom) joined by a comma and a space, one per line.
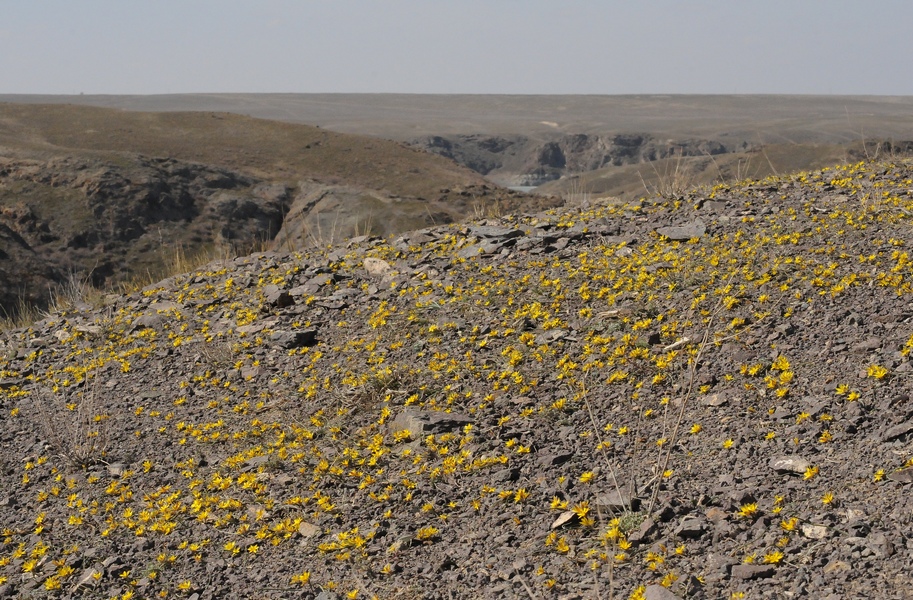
33, 378, 109, 469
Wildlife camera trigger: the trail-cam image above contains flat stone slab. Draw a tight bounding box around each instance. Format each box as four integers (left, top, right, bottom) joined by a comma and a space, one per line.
732, 564, 776, 580
594, 486, 640, 513
389, 408, 474, 438
467, 226, 524, 240
656, 219, 707, 241
769, 455, 811, 474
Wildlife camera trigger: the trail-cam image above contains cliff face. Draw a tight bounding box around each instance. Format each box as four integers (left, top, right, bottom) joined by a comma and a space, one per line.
412, 132, 727, 186
0, 154, 288, 295
0, 153, 559, 315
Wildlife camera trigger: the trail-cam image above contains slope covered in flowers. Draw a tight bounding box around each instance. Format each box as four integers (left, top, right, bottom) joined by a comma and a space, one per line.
1, 160, 912, 599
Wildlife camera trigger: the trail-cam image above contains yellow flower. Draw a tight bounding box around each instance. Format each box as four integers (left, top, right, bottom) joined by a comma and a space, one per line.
44, 576, 61, 590
571, 501, 590, 518
780, 517, 799, 531
291, 571, 311, 585
549, 496, 567, 510
737, 503, 758, 518
867, 364, 889, 380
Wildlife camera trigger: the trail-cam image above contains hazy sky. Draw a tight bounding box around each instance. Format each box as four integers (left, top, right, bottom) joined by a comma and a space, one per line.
3, 0, 912, 95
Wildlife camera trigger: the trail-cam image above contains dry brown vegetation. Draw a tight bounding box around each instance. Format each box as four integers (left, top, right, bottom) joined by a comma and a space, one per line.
0, 104, 560, 320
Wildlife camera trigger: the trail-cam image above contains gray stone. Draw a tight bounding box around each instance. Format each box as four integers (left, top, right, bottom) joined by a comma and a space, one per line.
594, 486, 639, 513
882, 422, 913, 442
269, 329, 317, 349
263, 286, 294, 308
297, 522, 321, 538
887, 466, 913, 483
701, 392, 729, 407
867, 532, 894, 557
656, 219, 707, 241
851, 337, 882, 352
769, 455, 811, 474
363, 257, 394, 277
389, 408, 473, 438
801, 523, 830, 540
644, 584, 681, 600
468, 226, 524, 240
731, 564, 776, 580
627, 517, 656, 544
674, 517, 706, 539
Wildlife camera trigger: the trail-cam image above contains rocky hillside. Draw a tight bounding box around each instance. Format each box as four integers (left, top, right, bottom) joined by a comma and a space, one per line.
0, 104, 560, 314
411, 133, 729, 187
0, 154, 289, 304
1, 159, 913, 599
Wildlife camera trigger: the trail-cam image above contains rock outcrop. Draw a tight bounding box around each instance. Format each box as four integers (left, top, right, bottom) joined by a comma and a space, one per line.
412, 132, 728, 187
0, 154, 288, 295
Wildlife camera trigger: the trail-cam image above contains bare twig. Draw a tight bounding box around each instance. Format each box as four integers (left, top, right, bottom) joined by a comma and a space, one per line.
515, 571, 540, 600
34, 376, 109, 469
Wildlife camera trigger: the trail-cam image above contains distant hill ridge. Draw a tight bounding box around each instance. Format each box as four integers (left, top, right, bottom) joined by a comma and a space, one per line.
0, 103, 560, 314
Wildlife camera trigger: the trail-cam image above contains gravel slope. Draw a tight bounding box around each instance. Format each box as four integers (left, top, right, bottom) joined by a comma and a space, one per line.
1, 159, 913, 599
